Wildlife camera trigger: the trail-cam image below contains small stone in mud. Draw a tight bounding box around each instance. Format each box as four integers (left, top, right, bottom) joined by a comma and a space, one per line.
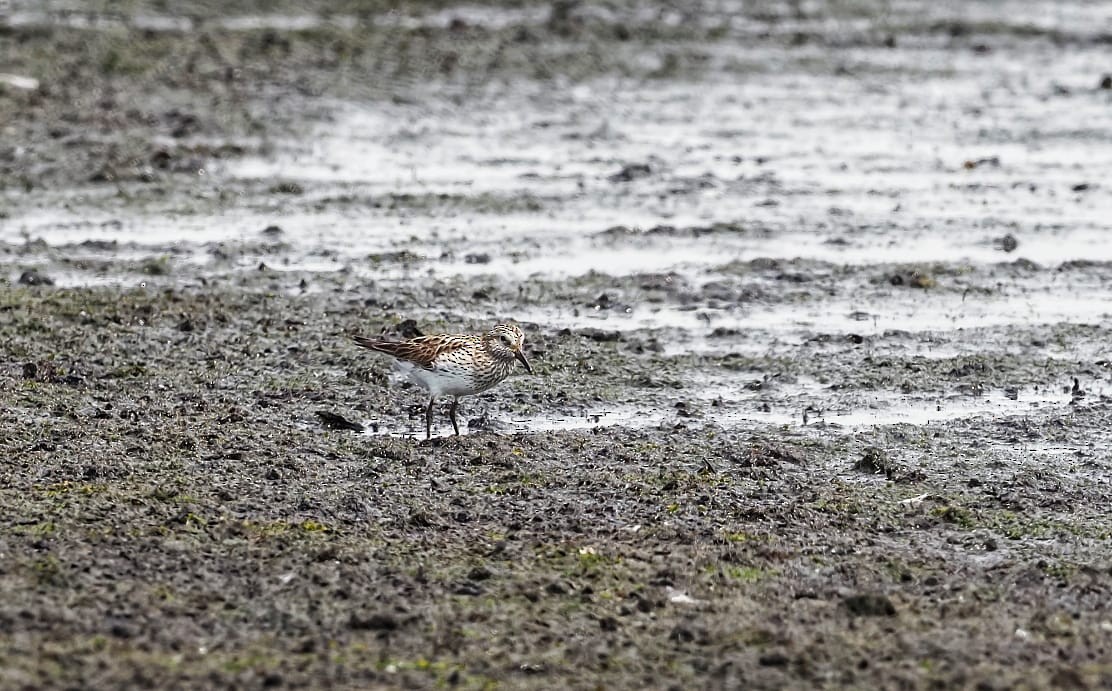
261, 225, 284, 237
1099, 74, 1111, 90
18, 269, 54, 286
464, 252, 491, 264
315, 411, 364, 432
1071, 183, 1091, 192
177, 319, 195, 332
108, 621, 136, 639
608, 162, 652, 183
842, 593, 896, 617
759, 652, 790, 667
855, 447, 893, 475
996, 234, 1019, 252
910, 272, 935, 288
22, 362, 38, 379
889, 271, 935, 289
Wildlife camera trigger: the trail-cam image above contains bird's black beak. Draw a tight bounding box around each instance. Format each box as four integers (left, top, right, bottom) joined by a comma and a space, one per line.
514, 349, 533, 374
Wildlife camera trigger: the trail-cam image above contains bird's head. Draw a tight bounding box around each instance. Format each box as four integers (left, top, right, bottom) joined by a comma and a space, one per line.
486, 323, 532, 373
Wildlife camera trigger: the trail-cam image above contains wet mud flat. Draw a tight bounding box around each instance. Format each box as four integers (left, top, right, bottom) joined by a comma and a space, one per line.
5, 0, 1112, 688
3, 280, 1112, 690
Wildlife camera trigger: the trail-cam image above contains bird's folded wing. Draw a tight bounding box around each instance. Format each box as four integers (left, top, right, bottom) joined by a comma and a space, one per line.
353, 335, 470, 369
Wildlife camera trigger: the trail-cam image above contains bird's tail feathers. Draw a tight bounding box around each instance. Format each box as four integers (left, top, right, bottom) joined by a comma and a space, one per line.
352, 335, 400, 356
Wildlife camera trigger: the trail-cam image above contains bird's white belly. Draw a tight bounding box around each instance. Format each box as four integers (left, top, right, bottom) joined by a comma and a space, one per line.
395, 360, 478, 397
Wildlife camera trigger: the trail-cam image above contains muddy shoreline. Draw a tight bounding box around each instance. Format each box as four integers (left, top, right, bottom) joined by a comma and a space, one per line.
4, 275, 1111, 689
5, 1, 1112, 689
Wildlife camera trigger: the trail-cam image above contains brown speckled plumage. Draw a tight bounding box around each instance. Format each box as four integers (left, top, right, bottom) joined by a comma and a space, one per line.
353, 323, 532, 439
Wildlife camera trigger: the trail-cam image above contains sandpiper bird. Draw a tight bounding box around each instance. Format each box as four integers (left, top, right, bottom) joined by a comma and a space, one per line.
353, 323, 533, 439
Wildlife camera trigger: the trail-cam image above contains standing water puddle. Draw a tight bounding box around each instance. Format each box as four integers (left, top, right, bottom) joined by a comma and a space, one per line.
362, 381, 1079, 439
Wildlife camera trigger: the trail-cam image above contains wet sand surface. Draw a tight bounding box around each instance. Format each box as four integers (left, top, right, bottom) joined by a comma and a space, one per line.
3, 0, 1112, 688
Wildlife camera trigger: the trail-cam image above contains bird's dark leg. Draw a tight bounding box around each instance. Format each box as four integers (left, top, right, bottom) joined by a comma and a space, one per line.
425, 396, 435, 440
449, 397, 460, 436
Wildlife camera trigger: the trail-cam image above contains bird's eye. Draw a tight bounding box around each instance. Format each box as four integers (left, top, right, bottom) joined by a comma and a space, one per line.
500, 334, 512, 345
